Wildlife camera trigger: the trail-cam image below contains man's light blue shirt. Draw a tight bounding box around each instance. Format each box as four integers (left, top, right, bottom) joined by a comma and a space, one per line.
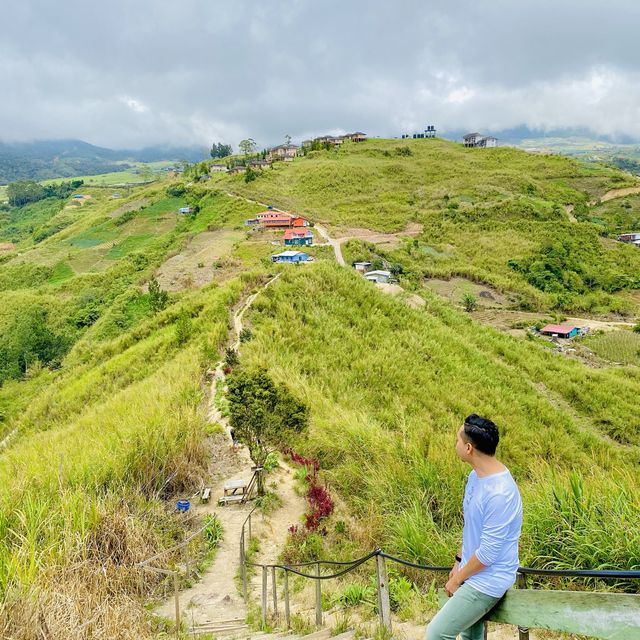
461, 468, 522, 598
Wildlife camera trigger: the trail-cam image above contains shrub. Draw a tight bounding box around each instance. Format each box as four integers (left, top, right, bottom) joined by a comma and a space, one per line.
148, 276, 169, 313
203, 514, 223, 549
462, 293, 477, 312
174, 311, 192, 345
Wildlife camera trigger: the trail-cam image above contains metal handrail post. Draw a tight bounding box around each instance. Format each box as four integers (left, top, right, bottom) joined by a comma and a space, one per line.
315, 561, 322, 626
284, 568, 291, 629
272, 566, 278, 616
261, 565, 268, 627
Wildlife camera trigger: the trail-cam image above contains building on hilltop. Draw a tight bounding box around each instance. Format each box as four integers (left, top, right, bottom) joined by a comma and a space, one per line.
210, 163, 227, 172
463, 133, 498, 148
228, 165, 247, 175
301, 132, 368, 149
247, 159, 271, 170
402, 125, 437, 139
353, 261, 372, 273
266, 144, 299, 162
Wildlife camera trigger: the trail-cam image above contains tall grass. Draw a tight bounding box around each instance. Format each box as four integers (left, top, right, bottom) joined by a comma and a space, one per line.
0, 273, 258, 638
240, 263, 639, 571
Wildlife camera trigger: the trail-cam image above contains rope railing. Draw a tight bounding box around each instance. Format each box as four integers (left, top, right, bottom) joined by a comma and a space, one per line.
239, 509, 640, 638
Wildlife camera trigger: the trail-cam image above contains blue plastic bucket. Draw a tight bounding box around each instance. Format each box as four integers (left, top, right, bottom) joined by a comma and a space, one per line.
176, 500, 190, 512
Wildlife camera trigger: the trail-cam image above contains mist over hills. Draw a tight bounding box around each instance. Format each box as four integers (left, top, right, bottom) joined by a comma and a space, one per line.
0, 139, 209, 183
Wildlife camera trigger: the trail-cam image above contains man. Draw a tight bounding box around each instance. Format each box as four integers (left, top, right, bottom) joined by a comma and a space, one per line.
427, 414, 523, 640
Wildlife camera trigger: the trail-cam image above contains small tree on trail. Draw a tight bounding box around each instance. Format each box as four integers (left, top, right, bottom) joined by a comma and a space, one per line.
462, 292, 477, 312
227, 368, 309, 495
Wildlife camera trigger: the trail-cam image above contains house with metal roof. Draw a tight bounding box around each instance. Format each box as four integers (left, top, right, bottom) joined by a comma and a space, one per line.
271, 250, 312, 263
540, 324, 580, 339
463, 132, 498, 148
266, 144, 299, 162
364, 270, 392, 283
284, 228, 313, 246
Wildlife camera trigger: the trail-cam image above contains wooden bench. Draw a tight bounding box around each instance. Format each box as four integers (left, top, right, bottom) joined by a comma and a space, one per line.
438, 588, 640, 639
201, 487, 211, 503
223, 479, 248, 496
218, 494, 245, 506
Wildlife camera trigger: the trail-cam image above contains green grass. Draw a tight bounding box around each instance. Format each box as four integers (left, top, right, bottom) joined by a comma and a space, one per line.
0, 275, 261, 637
106, 234, 153, 258
583, 330, 640, 365
209, 138, 640, 315
587, 194, 640, 235
239, 263, 640, 572
42, 170, 161, 187
48, 260, 75, 283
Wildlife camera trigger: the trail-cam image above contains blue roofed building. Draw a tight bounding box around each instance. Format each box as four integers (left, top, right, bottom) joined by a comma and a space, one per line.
271, 250, 312, 263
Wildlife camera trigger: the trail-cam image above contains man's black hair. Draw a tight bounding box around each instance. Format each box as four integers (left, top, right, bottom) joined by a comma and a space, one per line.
463, 414, 499, 455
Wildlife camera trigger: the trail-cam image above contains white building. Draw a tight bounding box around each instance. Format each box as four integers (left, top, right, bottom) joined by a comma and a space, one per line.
364, 270, 392, 283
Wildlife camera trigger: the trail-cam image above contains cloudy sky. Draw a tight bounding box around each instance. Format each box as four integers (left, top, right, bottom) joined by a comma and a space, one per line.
2, 0, 640, 149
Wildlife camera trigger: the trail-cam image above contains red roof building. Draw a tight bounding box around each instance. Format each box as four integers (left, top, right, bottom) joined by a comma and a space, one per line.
540, 324, 580, 338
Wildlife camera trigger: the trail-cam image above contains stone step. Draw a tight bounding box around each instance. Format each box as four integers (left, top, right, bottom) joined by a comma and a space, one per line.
299, 629, 332, 640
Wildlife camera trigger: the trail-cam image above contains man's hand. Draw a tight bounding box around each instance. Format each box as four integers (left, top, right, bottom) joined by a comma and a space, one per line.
448, 561, 459, 581
444, 573, 462, 597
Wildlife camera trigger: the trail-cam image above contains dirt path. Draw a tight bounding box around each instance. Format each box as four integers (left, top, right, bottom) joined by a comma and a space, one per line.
156, 272, 296, 630
598, 185, 640, 203
315, 224, 345, 265
565, 184, 640, 223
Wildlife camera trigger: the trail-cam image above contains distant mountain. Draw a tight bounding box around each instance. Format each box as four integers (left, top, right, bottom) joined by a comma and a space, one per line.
0, 139, 209, 184
440, 126, 640, 146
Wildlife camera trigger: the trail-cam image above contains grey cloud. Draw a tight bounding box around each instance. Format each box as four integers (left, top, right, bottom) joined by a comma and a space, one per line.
1, 0, 640, 148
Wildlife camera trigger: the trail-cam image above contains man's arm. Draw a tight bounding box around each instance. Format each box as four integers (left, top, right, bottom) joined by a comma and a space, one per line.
449, 546, 463, 579
445, 553, 486, 596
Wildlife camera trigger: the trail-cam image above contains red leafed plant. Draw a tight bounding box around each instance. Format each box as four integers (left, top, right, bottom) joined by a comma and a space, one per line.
285, 448, 334, 532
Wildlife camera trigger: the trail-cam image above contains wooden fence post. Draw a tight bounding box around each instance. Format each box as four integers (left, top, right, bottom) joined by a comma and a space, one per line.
173, 571, 180, 638
315, 562, 322, 627
284, 569, 291, 629
375, 553, 392, 633
272, 566, 278, 616
248, 514, 252, 541
242, 557, 248, 602
261, 566, 268, 627
517, 573, 530, 640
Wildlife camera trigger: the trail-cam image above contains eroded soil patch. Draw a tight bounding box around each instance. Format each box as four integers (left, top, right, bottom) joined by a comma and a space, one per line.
155, 230, 244, 291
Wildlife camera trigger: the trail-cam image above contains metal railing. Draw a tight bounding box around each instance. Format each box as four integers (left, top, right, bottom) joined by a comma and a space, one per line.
239, 511, 640, 640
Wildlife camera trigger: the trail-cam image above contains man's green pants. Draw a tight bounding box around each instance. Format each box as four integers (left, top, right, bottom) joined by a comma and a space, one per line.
426, 583, 500, 640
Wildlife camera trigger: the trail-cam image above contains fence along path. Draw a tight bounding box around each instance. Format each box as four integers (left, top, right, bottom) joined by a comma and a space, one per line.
238, 505, 640, 640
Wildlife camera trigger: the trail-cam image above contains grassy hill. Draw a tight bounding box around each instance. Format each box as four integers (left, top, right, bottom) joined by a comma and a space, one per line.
238, 263, 640, 570
213, 138, 640, 315
0, 141, 639, 636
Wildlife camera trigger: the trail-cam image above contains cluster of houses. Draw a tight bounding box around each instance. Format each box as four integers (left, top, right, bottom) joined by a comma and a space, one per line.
301, 132, 368, 148
244, 208, 315, 263
353, 261, 394, 284
618, 232, 640, 248
463, 132, 498, 148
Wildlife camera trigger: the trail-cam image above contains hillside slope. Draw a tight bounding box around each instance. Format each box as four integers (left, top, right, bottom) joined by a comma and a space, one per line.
214, 138, 640, 315
239, 263, 639, 569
